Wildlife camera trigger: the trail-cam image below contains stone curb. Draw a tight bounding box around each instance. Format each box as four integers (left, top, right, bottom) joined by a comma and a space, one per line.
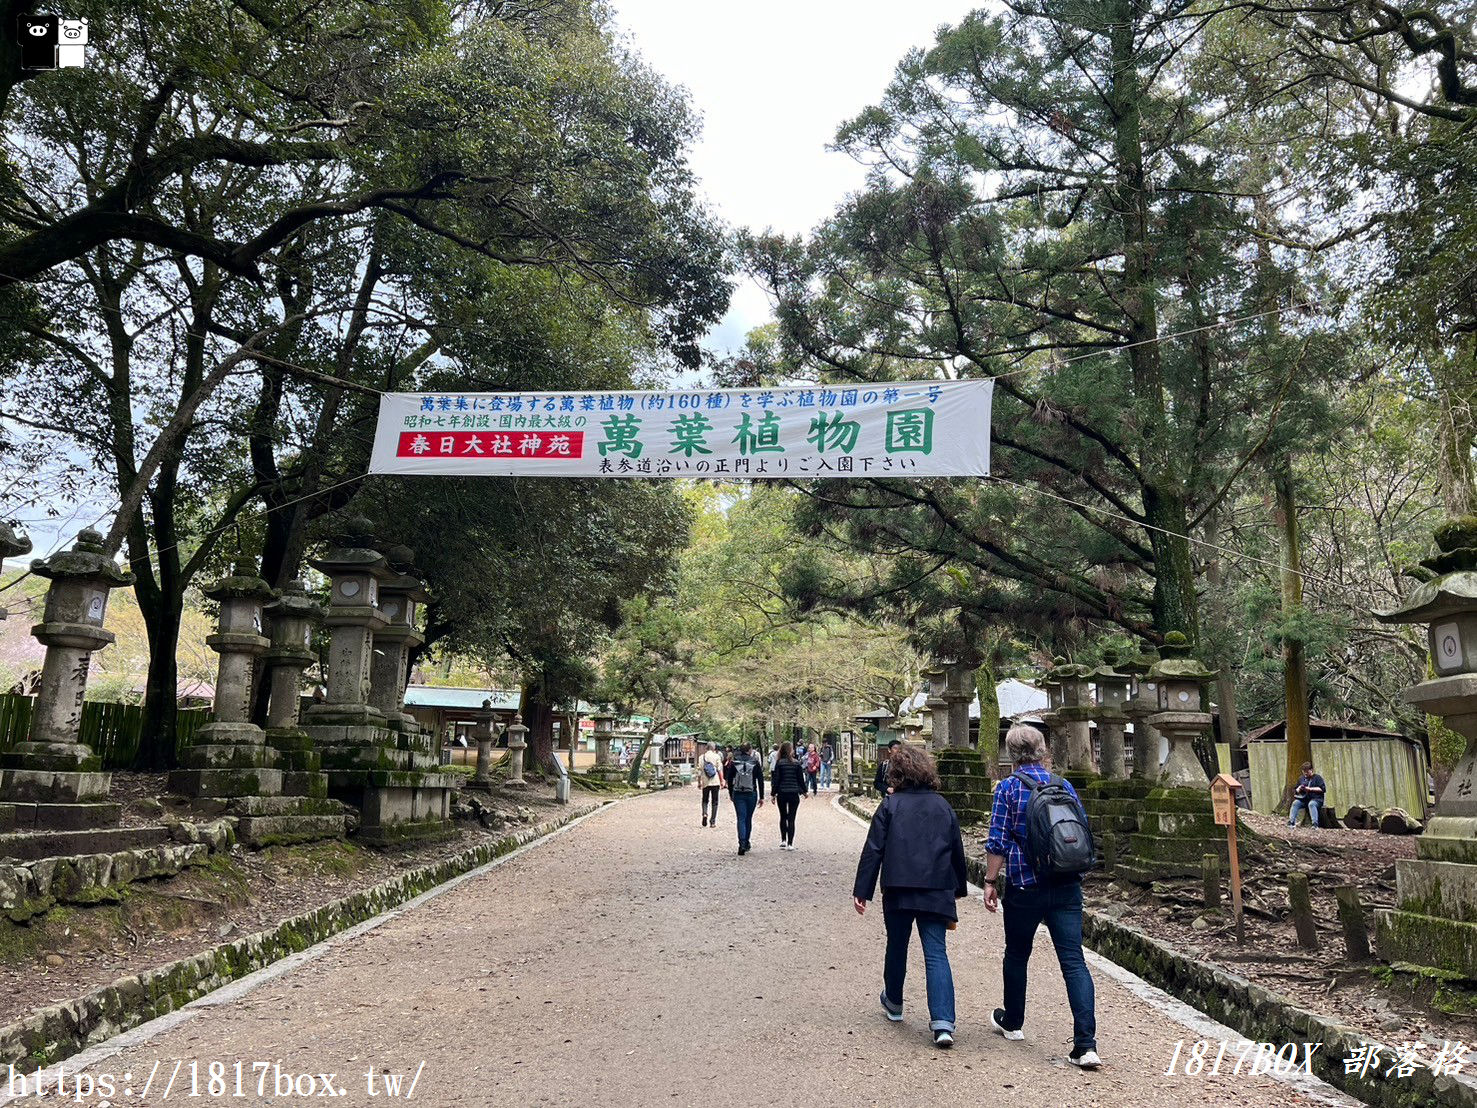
0, 799, 616, 1068
836, 795, 1477, 1108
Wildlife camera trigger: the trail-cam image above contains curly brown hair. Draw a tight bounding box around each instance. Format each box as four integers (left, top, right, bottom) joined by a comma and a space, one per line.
886, 743, 941, 791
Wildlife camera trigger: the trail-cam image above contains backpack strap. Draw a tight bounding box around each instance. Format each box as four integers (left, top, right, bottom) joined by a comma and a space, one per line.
1012, 769, 1040, 791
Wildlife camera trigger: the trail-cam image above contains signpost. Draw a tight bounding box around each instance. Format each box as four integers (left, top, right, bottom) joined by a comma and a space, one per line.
1210, 772, 1245, 942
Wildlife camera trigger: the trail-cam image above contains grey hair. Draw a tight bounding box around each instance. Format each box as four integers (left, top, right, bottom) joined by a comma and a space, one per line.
1005, 724, 1048, 766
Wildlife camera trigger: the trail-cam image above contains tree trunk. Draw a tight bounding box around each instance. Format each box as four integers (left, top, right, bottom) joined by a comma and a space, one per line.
1433, 356, 1477, 517
1202, 510, 1242, 751
520, 681, 558, 775
1275, 457, 1313, 799
134, 594, 184, 770
974, 657, 1000, 777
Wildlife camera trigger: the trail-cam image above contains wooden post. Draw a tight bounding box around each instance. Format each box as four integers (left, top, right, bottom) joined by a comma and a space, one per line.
1210, 773, 1244, 942
1335, 884, 1371, 961
1288, 871, 1319, 950
1203, 854, 1221, 910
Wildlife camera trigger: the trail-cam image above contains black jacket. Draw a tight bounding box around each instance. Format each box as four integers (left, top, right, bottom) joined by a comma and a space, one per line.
771, 758, 808, 797
723, 753, 766, 800
874, 760, 890, 796
853, 787, 968, 903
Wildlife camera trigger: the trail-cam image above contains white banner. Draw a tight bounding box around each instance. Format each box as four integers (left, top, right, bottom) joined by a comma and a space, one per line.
368, 379, 992, 478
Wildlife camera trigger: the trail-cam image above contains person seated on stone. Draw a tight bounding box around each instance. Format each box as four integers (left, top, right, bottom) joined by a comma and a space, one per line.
1288, 762, 1327, 829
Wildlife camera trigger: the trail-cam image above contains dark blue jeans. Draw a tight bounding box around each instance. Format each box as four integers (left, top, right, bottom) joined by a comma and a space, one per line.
1001, 880, 1096, 1052
883, 909, 956, 1032
732, 790, 757, 848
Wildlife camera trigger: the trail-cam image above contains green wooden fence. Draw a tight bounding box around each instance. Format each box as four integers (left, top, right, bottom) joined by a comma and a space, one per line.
0, 693, 210, 769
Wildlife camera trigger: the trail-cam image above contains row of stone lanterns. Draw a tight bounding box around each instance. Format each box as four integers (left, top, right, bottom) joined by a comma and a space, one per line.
1031, 640, 1213, 787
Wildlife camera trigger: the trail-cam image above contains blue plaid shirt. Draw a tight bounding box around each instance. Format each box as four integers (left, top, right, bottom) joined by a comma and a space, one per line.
987, 764, 1079, 889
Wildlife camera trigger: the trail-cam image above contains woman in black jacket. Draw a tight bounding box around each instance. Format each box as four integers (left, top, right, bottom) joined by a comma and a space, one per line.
852, 744, 968, 1049
770, 742, 808, 850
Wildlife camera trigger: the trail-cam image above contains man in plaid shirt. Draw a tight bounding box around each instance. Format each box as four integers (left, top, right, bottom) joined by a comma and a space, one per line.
983, 723, 1100, 1069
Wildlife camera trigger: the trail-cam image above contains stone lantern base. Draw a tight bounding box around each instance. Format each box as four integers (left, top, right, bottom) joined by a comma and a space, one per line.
308, 721, 460, 844
1115, 786, 1247, 885
1075, 777, 1154, 877
167, 724, 345, 847
936, 748, 992, 825
0, 770, 120, 831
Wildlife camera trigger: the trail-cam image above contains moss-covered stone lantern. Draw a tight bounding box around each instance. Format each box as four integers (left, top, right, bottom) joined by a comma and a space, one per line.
0, 528, 132, 828
1144, 633, 1214, 788
1372, 517, 1477, 979
1090, 650, 1131, 779
1046, 657, 1095, 773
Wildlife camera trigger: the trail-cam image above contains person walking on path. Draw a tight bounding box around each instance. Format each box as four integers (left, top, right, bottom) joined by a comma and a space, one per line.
820, 740, 834, 790
805, 744, 822, 796
698, 742, 724, 829
770, 742, 808, 850
983, 724, 1100, 1069
725, 742, 766, 855
767, 743, 780, 776
852, 744, 968, 1050
874, 739, 900, 797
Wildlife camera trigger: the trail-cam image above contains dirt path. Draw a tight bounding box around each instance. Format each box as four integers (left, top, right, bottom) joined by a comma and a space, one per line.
4, 788, 1361, 1107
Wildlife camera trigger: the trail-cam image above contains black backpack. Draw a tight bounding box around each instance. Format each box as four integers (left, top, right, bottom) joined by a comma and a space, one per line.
1013, 771, 1095, 878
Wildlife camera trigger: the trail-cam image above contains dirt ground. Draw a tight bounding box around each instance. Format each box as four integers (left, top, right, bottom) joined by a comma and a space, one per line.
0, 774, 600, 1028
2, 787, 1362, 1107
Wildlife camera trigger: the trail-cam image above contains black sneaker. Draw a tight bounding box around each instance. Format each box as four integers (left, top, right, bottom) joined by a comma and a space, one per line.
933, 1029, 954, 1049
991, 1009, 1023, 1041
702, 816, 708, 827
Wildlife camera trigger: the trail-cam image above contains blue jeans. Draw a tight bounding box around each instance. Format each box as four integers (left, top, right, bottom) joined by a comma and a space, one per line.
1289, 797, 1322, 827
1001, 880, 1096, 1053
732, 790, 757, 848
820, 762, 833, 788
883, 909, 956, 1032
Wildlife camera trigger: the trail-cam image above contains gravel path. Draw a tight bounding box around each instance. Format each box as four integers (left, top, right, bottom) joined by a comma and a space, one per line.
7, 788, 1363, 1107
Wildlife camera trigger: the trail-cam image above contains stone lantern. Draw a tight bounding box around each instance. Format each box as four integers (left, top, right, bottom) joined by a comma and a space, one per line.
169, 563, 283, 801
922, 666, 949, 748
505, 713, 529, 788
0, 521, 32, 622
591, 711, 619, 780
369, 545, 428, 733
0, 528, 131, 828
1089, 650, 1132, 779
1049, 657, 1095, 773
1035, 665, 1065, 766
468, 699, 497, 790
261, 579, 326, 799
1119, 646, 1162, 780
1144, 633, 1214, 788
302, 521, 457, 844
1372, 518, 1477, 979
303, 519, 393, 726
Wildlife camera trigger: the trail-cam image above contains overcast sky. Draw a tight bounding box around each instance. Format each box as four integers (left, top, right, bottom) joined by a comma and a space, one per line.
608, 0, 972, 356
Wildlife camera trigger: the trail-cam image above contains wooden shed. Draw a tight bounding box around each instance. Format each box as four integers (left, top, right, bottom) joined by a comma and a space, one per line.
1245, 718, 1430, 818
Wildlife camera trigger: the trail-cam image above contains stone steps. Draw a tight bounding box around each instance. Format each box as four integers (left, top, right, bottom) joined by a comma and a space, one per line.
0, 826, 170, 862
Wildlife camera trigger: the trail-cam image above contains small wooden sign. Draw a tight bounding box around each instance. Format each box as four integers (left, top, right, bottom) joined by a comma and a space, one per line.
1208, 773, 1245, 942
1210, 772, 1240, 826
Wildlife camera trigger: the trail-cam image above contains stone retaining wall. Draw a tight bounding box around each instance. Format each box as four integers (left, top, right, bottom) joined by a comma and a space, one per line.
0, 800, 615, 1068
1, 821, 236, 923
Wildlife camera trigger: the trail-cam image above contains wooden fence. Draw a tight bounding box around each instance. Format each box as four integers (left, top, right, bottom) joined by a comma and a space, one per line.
0, 693, 210, 769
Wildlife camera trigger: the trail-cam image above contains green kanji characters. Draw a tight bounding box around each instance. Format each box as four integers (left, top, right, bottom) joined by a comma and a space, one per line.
807, 410, 860, 453
732, 411, 784, 455
598, 413, 644, 458
885, 408, 934, 453
668, 412, 714, 456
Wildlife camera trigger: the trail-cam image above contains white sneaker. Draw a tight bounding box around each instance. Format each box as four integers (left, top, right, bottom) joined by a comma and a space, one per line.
1068, 1049, 1101, 1069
